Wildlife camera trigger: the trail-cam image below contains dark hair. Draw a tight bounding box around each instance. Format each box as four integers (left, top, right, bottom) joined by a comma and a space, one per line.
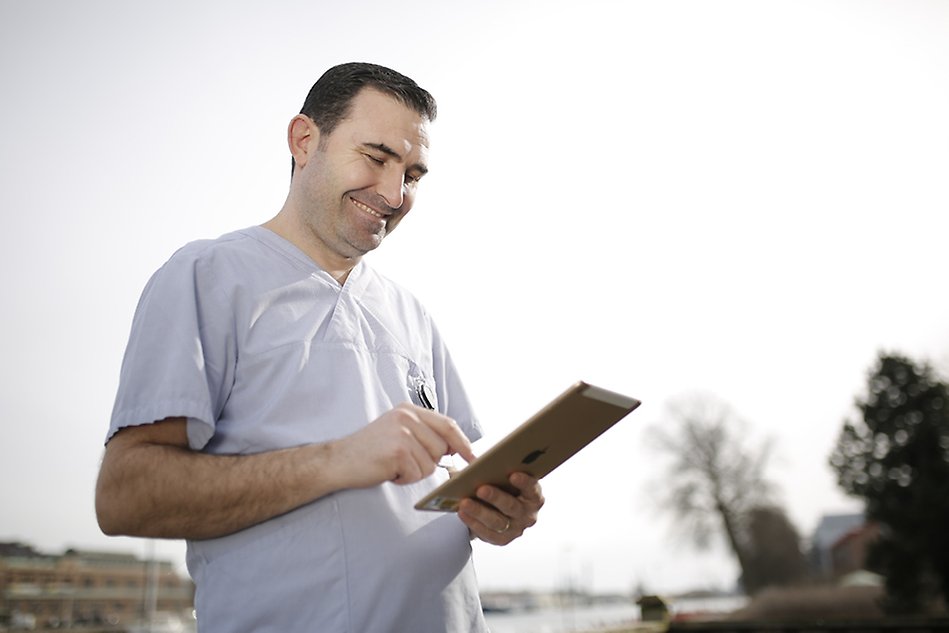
291, 62, 437, 175
302, 62, 436, 134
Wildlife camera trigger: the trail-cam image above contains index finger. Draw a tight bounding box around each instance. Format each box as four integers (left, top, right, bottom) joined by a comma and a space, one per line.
414, 406, 476, 463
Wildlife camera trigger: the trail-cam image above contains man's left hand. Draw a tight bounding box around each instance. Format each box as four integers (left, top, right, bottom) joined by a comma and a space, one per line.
457, 472, 544, 545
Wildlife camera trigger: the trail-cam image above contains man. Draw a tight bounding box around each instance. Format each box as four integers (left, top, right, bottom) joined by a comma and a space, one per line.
95, 63, 544, 632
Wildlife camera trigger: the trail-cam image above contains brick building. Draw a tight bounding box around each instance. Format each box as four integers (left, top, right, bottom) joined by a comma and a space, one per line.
0, 542, 193, 629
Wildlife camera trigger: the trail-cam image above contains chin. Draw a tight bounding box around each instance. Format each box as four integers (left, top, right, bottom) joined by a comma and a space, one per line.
350, 234, 386, 255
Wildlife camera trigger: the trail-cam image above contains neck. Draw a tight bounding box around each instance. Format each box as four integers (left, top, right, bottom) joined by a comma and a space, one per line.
262, 206, 358, 284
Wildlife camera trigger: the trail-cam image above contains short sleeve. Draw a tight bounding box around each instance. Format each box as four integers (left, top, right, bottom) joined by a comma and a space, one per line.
107, 245, 236, 449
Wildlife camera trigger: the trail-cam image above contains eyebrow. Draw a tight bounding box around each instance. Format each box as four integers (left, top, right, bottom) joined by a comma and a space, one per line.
362, 142, 429, 176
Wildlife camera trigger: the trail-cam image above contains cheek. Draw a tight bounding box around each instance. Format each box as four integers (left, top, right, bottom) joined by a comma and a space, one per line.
331, 158, 375, 194
351, 164, 378, 188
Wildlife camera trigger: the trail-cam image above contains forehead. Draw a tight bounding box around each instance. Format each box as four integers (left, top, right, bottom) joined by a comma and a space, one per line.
334, 88, 430, 155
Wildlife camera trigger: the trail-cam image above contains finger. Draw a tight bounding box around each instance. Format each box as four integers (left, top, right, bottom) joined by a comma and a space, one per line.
458, 499, 514, 543
459, 513, 506, 545
388, 403, 460, 467
390, 426, 443, 484
447, 424, 476, 464
474, 485, 523, 521
391, 460, 422, 485
430, 416, 475, 463
410, 405, 476, 462
509, 472, 544, 504
400, 408, 451, 463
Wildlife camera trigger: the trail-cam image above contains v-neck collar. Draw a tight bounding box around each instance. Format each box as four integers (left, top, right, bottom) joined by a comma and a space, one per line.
242, 225, 370, 294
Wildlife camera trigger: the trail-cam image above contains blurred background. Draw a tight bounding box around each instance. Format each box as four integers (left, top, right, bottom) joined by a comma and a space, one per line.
1, 1, 947, 626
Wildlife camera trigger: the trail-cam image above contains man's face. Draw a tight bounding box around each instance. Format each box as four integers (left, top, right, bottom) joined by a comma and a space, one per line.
295, 88, 431, 260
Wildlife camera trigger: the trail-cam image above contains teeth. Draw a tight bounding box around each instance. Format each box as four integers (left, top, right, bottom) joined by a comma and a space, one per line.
352, 198, 384, 218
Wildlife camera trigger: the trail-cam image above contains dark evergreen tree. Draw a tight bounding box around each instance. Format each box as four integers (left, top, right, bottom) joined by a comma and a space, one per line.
829, 352, 949, 613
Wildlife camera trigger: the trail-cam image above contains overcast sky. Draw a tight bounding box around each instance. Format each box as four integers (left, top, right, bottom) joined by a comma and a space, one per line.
2, 0, 947, 595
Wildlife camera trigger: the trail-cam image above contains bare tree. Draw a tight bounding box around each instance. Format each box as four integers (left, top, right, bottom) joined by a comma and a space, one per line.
649, 394, 774, 589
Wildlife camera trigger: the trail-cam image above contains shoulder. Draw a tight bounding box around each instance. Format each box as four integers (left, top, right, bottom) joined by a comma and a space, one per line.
163, 228, 262, 272
129, 230, 273, 318
151, 227, 292, 290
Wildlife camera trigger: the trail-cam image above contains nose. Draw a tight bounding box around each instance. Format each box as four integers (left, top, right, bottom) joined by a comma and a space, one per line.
376, 168, 406, 210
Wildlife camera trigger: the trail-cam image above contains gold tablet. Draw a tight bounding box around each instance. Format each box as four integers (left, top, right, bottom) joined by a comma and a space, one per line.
415, 381, 641, 512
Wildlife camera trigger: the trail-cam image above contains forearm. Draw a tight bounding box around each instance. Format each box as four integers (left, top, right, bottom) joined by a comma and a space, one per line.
95, 426, 349, 540
95, 405, 472, 540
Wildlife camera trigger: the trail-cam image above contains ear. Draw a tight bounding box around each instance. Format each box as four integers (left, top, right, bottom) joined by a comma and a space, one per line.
288, 115, 320, 170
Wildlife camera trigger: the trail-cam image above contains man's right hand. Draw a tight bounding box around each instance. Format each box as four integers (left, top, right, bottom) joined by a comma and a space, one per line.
330, 403, 476, 488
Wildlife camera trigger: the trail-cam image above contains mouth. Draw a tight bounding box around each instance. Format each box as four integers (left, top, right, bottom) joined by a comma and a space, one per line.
350, 196, 388, 220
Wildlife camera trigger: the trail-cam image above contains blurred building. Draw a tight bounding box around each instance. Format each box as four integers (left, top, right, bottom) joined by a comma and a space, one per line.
809, 513, 876, 580
0, 541, 193, 629
831, 522, 881, 579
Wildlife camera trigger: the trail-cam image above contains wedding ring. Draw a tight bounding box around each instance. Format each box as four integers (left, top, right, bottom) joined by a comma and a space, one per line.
495, 517, 511, 534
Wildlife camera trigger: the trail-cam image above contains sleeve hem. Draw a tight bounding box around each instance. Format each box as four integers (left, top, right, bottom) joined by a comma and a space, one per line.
107, 400, 215, 448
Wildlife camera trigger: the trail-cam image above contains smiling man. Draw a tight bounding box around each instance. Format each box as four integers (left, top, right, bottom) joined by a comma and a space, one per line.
95, 63, 544, 633
271, 85, 431, 274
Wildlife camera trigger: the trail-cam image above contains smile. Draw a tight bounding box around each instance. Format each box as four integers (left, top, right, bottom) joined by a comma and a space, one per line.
350, 197, 386, 219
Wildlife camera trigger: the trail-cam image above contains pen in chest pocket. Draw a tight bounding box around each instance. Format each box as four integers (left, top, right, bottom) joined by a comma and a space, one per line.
416, 378, 458, 474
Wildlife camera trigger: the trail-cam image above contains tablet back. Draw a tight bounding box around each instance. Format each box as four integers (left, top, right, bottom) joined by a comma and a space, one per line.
415, 381, 641, 512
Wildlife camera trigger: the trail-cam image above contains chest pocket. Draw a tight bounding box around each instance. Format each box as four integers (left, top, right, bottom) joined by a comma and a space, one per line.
324, 288, 438, 412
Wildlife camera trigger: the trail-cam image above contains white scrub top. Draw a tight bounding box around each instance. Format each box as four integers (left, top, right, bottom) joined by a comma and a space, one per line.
109, 226, 488, 633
